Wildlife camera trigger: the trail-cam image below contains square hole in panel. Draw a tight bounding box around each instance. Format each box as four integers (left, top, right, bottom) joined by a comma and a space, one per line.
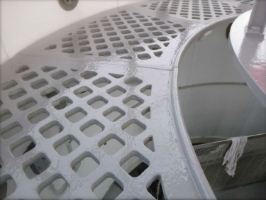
127, 20, 136, 24
124, 35, 135, 40
108, 73, 124, 79
128, 40, 140, 46
17, 97, 37, 111
113, 17, 121, 21
62, 78, 79, 88
166, 30, 176, 34
1, 80, 18, 90
80, 120, 104, 137
157, 36, 169, 42
74, 86, 92, 98
116, 49, 128, 55
98, 51, 111, 57
109, 37, 120, 42
115, 22, 124, 26
132, 46, 145, 52
103, 106, 125, 122
123, 95, 144, 108
93, 77, 111, 88
112, 42, 124, 48
77, 30, 86, 34
54, 135, 80, 156
155, 21, 164, 25
88, 96, 108, 109
107, 86, 126, 97
9, 88, 27, 100
99, 134, 124, 155
124, 77, 143, 87
117, 25, 127, 30
16, 65, 29, 73
122, 119, 146, 136
23, 153, 50, 179
62, 36, 73, 41
152, 31, 163, 36
121, 30, 131, 34
52, 96, 73, 110
143, 38, 155, 44
30, 79, 48, 89
141, 107, 151, 119
0, 175, 17, 199
39, 121, 63, 139
137, 53, 151, 60
107, 32, 117, 36
89, 24, 98, 28
90, 28, 100, 33
143, 22, 152, 26
10, 136, 36, 157
121, 56, 133, 60
92, 175, 123, 200
92, 33, 103, 38
51, 70, 68, 80
139, 33, 149, 38
0, 122, 23, 139
79, 40, 90, 46
134, 28, 144, 33
94, 38, 105, 44
147, 176, 165, 200
120, 152, 149, 177
65, 107, 87, 123
0, 109, 12, 123
100, 19, 109, 23
41, 66, 57, 72
148, 44, 161, 50
144, 136, 154, 152
78, 35, 88, 40
80, 46, 91, 52
22, 71, 38, 81
96, 44, 108, 50
160, 25, 170, 29
80, 71, 97, 80
62, 42, 73, 48
131, 24, 140, 28
104, 27, 114, 31
39, 175, 69, 200
41, 87, 59, 99
27, 108, 49, 124
71, 152, 99, 177
140, 85, 152, 96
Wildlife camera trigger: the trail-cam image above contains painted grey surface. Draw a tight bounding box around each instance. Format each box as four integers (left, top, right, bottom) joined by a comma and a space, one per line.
0, 0, 255, 199
230, 11, 266, 107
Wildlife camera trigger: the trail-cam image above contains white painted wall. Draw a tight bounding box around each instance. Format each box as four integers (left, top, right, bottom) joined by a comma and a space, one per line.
0, 0, 144, 65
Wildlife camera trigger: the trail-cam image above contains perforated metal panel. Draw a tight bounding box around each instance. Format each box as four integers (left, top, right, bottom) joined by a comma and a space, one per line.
0, 0, 253, 199
194, 134, 266, 191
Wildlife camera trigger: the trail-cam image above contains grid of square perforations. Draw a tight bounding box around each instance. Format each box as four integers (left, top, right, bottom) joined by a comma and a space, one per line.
140, 0, 244, 21
44, 10, 186, 60
0, 64, 158, 199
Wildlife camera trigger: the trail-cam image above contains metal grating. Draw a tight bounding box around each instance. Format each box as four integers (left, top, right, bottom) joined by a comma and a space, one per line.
1, 63, 201, 199
0, 0, 253, 199
194, 134, 266, 191
139, 0, 245, 21
44, 10, 186, 59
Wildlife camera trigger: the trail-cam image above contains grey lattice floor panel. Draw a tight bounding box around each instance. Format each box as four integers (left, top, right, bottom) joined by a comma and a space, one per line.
0, 0, 253, 199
